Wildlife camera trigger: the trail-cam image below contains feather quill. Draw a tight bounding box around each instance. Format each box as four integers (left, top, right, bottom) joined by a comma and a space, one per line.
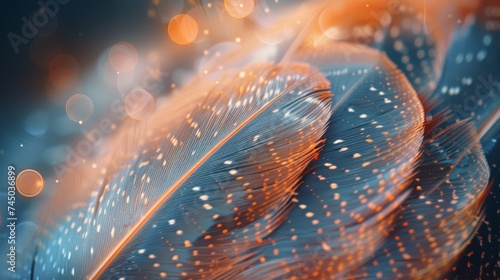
31, 62, 332, 279
17, 1, 497, 279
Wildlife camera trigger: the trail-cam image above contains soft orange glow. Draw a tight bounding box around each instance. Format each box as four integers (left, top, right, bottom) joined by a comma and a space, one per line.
49, 54, 79, 90
168, 14, 198, 45
224, 0, 254, 19
125, 88, 156, 120
109, 42, 138, 72
16, 169, 44, 197
66, 93, 94, 123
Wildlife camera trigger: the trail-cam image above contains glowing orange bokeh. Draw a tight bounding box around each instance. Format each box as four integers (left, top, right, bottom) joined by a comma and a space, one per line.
168, 14, 198, 45
48, 54, 79, 90
224, 0, 255, 19
16, 169, 44, 197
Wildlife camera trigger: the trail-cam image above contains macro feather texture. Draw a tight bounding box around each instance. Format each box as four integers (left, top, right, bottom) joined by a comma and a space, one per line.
9, 0, 498, 279
237, 44, 426, 279
355, 120, 490, 279
30, 63, 333, 279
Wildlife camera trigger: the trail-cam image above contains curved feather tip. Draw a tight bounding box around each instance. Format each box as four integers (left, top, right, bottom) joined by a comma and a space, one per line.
8, 0, 498, 279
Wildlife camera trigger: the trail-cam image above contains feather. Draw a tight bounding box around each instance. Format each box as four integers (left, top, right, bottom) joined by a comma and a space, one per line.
289, 0, 475, 99
354, 120, 490, 279
30, 62, 332, 279
427, 1, 500, 149
421, 1, 500, 276
236, 43, 425, 279
310, 0, 500, 150
15, 1, 497, 279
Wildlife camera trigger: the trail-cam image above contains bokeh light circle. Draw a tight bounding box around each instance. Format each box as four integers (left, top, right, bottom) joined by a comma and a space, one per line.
16, 169, 44, 197
66, 94, 94, 123
49, 54, 79, 90
224, 0, 255, 19
168, 14, 198, 45
125, 88, 156, 120
109, 42, 138, 72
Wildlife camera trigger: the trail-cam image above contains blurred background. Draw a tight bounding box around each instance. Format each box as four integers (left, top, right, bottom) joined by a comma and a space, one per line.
0, 0, 499, 278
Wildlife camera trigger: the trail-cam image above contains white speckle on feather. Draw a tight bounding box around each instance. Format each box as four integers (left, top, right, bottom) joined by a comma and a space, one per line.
203, 204, 213, 210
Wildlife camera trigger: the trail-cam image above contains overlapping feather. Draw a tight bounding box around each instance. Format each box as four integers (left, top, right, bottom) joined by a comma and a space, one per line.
237, 43, 425, 279
30, 63, 333, 279
16, 0, 498, 279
